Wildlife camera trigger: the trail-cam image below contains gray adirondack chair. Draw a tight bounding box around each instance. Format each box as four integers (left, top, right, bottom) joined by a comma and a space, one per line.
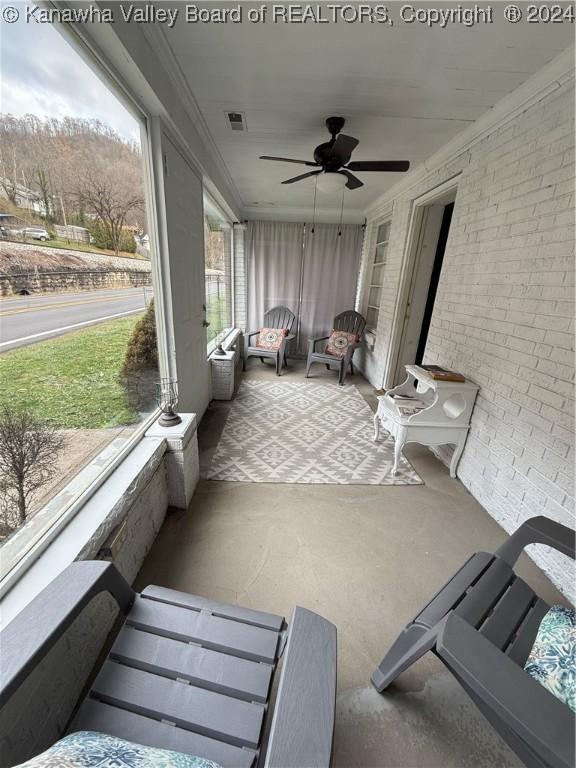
244, 305, 296, 376
371, 516, 575, 768
1, 561, 337, 768
306, 310, 366, 385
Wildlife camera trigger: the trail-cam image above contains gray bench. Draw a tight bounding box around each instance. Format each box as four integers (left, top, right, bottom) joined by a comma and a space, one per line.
371, 516, 575, 768
0, 561, 337, 768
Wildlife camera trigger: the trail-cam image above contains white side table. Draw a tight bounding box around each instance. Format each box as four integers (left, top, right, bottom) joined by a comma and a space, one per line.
374, 365, 479, 478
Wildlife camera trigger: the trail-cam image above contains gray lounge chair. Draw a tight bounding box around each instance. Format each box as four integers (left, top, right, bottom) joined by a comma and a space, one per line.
1, 561, 337, 768
243, 305, 296, 376
306, 310, 366, 385
371, 516, 575, 768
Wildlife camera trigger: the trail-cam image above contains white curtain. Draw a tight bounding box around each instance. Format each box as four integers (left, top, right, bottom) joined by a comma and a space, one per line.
246, 220, 364, 355
246, 220, 304, 331
298, 222, 364, 355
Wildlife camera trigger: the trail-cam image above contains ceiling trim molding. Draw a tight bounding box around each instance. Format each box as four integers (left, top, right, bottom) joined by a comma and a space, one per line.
139, 23, 244, 211
366, 44, 575, 221
243, 205, 365, 224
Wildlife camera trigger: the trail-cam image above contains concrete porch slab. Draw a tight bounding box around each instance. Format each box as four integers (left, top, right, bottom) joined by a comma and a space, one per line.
136, 360, 565, 768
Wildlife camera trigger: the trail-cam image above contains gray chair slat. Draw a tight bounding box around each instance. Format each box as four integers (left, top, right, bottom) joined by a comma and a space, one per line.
246, 346, 274, 354
141, 586, 285, 631
309, 353, 338, 364
506, 598, 550, 666
455, 558, 514, 627
263, 306, 295, 332
479, 578, 535, 650
264, 607, 337, 768
91, 661, 264, 749
71, 699, 257, 768
416, 552, 493, 628
128, 595, 280, 663
111, 626, 273, 703
333, 310, 366, 336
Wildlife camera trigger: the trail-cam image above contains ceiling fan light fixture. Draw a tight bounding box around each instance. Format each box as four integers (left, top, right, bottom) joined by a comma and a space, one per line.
316, 172, 347, 193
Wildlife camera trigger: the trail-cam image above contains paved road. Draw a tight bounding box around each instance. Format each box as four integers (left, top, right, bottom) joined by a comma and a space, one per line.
0, 287, 151, 352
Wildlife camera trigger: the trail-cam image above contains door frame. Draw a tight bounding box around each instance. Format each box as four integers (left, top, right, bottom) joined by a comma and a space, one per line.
383, 174, 460, 389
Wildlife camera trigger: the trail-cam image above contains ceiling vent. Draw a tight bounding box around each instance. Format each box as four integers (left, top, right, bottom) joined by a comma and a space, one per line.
226, 112, 246, 132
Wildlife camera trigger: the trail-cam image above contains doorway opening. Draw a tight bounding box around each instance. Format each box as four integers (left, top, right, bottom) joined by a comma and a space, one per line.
415, 201, 454, 364
390, 182, 457, 386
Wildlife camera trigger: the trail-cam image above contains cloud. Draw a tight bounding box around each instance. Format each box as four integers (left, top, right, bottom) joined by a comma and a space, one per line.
0, 4, 140, 142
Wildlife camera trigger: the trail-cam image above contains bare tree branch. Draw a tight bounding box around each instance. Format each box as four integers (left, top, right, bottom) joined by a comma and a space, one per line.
0, 406, 65, 533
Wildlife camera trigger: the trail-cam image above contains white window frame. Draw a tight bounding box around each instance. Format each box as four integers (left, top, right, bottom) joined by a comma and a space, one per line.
203, 193, 235, 355
363, 219, 391, 333
0, 21, 170, 594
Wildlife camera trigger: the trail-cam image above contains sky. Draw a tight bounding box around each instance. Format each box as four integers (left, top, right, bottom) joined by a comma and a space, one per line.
0, 3, 141, 143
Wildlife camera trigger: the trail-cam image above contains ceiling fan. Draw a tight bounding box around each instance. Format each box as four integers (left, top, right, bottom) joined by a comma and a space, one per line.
260, 116, 410, 191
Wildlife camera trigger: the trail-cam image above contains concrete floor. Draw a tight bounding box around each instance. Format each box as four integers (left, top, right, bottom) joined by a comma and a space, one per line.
136, 359, 565, 768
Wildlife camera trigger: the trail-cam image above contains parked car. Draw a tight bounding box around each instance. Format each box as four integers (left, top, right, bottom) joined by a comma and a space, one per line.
21, 227, 50, 241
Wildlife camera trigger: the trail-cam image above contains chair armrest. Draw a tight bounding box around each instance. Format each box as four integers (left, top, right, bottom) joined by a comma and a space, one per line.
437, 612, 575, 768
308, 336, 329, 353
344, 341, 363, 361
264, 607, 337, 768
246, 330, 260, 342
495, 516, 575, 567
0, 561, 134, 708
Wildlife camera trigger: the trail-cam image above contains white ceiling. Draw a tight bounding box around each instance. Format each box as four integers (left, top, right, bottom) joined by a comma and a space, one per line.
158, 4, 573, 218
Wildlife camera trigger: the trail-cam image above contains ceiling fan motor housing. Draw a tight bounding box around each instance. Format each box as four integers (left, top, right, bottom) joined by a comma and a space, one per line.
325, 116, 346, 136
314, 141, 349, 170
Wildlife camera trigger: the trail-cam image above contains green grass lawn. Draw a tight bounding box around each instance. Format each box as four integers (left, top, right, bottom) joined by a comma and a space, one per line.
0, 315, 145, 429
7, 236, 146, 260
206, 296, 229, 344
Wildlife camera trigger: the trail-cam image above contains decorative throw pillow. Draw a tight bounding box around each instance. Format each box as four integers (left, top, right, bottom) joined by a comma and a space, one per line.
325, 330, 359, 358
255, 327, 288, 350
15, 731, 223, 768
524, 604, 576, 712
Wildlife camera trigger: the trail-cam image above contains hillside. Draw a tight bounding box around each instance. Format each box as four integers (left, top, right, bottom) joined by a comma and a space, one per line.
0, 242, 151, 274
0, 114, 145, 230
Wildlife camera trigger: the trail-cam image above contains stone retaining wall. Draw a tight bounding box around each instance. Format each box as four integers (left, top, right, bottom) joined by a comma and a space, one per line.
0, 269, 152, 296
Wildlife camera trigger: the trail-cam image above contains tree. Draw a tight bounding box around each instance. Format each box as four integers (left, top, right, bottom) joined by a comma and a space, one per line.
0, 406, 65, 532
0, 148, 19, 204
119, 301, 158, 411
77, 174, 143, 256
34, 168, 52, 219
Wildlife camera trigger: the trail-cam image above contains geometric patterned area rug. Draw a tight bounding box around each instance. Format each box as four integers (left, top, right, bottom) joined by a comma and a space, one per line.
203, 380, 422, 485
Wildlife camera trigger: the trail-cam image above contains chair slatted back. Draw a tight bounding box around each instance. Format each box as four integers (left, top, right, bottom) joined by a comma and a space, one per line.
264, 306, 296, 332
334, 311, 366, 337
416, 552, 548, 667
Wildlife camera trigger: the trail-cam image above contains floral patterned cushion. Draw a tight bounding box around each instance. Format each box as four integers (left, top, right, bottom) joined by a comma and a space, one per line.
524, 604, 576, 712
15, 731, 222, 768
255, 327, 288, 350
325, 330, 359, 358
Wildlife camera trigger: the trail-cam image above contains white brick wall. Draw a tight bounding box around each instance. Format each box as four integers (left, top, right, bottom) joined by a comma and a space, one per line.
211, 350, 237, 400
359, 77, 575, 599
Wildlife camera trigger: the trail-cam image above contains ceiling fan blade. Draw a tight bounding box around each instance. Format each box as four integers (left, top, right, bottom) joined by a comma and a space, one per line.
346, 161, 410, 172
339, 170, 364, 190
331, 134, 359, 160
260, 155, 319, 167
281, 170, 322, 185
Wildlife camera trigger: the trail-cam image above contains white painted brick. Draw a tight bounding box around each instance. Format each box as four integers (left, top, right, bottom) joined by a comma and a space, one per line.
359, 78, 575, 598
